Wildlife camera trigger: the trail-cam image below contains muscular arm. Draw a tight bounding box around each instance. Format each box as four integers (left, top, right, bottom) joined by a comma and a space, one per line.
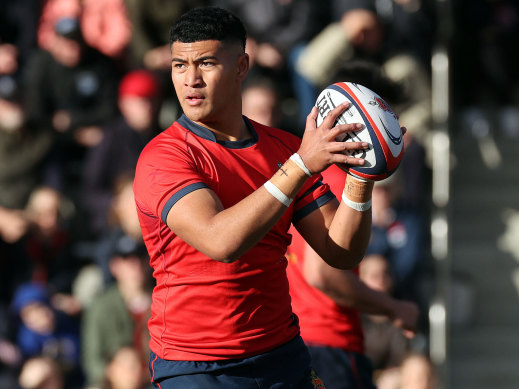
167, 158, 308, 262
294, 175, 373, 270
166, 104, 370, 264
301, 243, 419, 336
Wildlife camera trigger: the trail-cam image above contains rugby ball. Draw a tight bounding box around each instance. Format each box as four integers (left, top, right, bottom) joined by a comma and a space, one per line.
315, 82, 404, 181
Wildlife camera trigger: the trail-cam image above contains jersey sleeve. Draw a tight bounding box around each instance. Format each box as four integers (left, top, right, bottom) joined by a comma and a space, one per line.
134, 139, 208, 224
292, 174, 336, 224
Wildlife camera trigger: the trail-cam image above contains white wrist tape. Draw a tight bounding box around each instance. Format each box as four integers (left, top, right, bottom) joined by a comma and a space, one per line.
342, 190, 372, 212
264, 180, 293, 207
289, 153, 312, 177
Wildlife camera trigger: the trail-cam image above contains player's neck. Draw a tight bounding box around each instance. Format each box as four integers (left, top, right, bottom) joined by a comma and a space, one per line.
200, 115, 251, 142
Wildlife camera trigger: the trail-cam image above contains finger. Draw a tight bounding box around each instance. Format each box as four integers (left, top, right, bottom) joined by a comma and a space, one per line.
340, 141, 370, 152
335, 155, 366, 167
305, 106, 318, 131
330, 123, 363, 140
321, 101, 350, 128
401, 126, 407, 135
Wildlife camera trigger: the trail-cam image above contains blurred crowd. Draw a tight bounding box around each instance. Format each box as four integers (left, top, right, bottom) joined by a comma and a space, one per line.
0, 0, 517, 388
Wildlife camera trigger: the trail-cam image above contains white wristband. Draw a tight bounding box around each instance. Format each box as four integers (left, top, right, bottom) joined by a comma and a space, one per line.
289, 153, 312, 177
342, 190, 372, 212
264, 180, 293, 207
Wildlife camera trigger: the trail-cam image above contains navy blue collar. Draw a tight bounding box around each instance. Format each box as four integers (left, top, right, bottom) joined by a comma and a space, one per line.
177, 114, 258, 149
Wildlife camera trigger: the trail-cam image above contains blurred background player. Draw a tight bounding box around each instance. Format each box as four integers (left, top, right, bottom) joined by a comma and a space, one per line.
286, 164, 420, 389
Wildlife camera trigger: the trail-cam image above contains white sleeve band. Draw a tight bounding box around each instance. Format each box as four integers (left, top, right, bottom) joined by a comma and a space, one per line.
289, 153, 312, 177
342, 190, 372, 212
264, 180, 293, 207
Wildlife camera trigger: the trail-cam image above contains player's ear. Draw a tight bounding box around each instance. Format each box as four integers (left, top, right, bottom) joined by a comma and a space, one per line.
236, 52, 249, 81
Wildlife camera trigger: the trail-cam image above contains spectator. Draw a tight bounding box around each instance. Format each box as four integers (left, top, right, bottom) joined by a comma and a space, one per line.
0, 75, 54, 210
399, 352, 438, 389
8, 187, 80, 304
37, 0, 132, 62
242, 76, 284, 129
81, 69, 161, 236
359, 253, 413, 373
91, 173, 144, 285
81, 236, 151, 389
369, 176, 428, 301
0, 75, 54, 301
0, 304, 22, 389
18, 356, 65, 389
11, 282, 82, 388
24, 16, 119, 192
101, 346, 151, 389
375, 352, 438, 389
0, 0, 41, 76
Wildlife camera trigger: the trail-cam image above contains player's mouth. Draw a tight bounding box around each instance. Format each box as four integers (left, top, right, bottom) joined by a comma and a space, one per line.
185, 94, 204, 106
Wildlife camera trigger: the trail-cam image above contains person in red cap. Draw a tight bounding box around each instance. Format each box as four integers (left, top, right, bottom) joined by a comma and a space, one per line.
81, 69, 162, 237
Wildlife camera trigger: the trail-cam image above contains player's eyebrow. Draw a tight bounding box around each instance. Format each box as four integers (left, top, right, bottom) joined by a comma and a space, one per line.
171, 55, 218, 63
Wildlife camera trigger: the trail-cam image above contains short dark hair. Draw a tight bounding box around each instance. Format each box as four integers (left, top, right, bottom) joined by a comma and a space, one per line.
169, 7, 247, 51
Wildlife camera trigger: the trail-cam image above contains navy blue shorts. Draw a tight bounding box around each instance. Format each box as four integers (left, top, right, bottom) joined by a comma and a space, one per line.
306, 345, 376, 389
149, 335, 326, 389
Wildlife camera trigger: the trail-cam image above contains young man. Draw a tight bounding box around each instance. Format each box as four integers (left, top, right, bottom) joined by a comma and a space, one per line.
134, 7, 378, 388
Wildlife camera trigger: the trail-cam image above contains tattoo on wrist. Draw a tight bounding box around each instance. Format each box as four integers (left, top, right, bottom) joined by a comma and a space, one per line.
277, 162, 288, 176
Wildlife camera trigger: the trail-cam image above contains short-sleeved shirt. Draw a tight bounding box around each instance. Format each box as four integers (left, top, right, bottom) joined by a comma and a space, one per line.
286, 164, 364, 354
133, 114, 334, 361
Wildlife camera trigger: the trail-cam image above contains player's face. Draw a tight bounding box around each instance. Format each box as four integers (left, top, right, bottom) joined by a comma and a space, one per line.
171, 40, 248, 126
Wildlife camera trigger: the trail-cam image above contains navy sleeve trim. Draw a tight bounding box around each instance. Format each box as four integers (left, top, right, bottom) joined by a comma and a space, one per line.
295, 181, 325, 204
292, 191, 336, 224
161, 182, 209, 224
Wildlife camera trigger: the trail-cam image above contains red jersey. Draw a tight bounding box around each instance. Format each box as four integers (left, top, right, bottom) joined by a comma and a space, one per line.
133, 115, 334, 361
286, 164, 364, 354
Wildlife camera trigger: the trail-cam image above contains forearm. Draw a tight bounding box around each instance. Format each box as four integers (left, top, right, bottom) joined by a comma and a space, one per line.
304, 246, 394, 316
320, 175, 374, 269
305, 251, 419, 334
323, 270, 395, 316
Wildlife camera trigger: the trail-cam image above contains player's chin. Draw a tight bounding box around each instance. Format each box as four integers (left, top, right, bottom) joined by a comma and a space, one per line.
181, 105, 205, 121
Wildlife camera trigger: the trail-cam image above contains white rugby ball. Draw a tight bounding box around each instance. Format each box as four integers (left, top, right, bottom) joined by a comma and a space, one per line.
315, 82, 404, 181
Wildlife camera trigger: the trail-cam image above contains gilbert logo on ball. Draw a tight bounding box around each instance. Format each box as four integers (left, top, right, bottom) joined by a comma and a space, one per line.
315, 82, 404, 181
